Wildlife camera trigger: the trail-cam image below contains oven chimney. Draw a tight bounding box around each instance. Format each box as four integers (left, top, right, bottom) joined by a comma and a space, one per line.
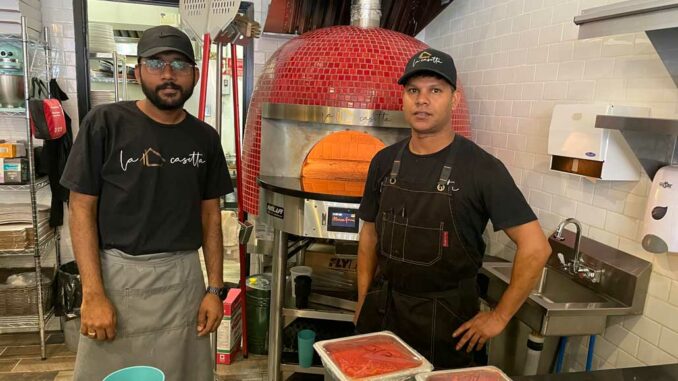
350, 0, 381, 28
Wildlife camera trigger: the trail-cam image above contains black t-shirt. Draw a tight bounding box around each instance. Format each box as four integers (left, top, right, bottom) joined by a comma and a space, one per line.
61, 101, 233, 255
358, 135, 536, 256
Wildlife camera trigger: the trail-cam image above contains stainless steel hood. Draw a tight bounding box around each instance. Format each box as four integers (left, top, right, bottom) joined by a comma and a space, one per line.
574, 0, 678, 87
596, 115, 678, 180
576, 1, 678, 180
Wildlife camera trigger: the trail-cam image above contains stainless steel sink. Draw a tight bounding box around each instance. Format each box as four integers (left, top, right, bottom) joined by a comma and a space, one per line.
481, 250, 650, 336
483, 228, 652, 374
480, 227, 652, 336
491, 265, 611, 304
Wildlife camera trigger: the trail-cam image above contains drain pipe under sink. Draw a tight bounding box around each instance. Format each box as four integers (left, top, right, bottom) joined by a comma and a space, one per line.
524, 332, 545, 375
552, 335, 596, 373
586, 335, 596, 371
554, 337, 568, 373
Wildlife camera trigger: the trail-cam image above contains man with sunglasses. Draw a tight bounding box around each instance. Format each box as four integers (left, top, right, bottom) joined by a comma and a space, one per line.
61, 26, 232, 381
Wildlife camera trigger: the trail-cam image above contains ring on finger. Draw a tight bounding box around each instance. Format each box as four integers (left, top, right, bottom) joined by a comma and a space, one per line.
87, 331, 96, 337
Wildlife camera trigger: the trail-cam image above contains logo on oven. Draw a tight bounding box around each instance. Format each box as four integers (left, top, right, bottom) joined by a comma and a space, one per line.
266, 203, 285, 219
659, 181, 673, 189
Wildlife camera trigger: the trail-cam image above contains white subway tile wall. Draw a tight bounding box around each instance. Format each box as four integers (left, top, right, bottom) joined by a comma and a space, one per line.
250, 0, 287, 80
420, 0, 678, 370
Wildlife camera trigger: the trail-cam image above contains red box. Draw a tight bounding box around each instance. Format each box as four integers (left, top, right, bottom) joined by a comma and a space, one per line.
216, 288, 242, 365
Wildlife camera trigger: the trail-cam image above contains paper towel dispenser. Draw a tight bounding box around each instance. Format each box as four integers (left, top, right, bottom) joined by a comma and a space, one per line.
548, 104, 651, 180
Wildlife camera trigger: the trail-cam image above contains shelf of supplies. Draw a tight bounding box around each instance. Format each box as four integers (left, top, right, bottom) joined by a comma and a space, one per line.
0, 307, 54, 334
282, 307, 353, 322
0, 234, 55, 257
0, 107, 26, 118
89, 52, 116, 59
0, 177, 50, 192
281, 363, 326, 375
0, 34, 46, 49
91, 77, 138, 84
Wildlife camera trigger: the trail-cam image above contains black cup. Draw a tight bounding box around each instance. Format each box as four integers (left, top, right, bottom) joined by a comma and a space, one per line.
294, 275, 312, 309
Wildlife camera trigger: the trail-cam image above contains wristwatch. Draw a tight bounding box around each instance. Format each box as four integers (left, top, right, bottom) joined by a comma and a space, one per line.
206, 286, 229, 301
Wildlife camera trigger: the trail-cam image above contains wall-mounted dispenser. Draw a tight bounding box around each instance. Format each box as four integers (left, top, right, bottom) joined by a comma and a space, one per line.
642, 165, 678, 254
548, 104, 650, 181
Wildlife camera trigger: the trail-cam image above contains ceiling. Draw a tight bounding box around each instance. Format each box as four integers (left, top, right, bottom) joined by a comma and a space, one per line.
102, 0, 454, 37
264, 0, 453, 36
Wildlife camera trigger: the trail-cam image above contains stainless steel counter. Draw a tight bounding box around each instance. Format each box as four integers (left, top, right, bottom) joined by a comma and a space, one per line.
514, 364, 678, 381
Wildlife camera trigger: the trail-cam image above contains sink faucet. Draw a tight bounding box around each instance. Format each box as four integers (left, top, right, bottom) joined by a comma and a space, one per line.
554, 218, 603, 283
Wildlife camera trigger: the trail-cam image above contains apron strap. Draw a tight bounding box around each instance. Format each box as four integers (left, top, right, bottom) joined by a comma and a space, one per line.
386, 138, 458, 191
436, 139, 458, 192
388, 139, 409, 185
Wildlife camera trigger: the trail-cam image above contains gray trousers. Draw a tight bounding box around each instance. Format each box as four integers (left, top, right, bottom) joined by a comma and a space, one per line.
73, 249, 213, 381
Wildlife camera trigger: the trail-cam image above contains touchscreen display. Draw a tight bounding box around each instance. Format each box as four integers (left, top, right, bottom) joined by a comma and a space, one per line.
327, 207, 359, 233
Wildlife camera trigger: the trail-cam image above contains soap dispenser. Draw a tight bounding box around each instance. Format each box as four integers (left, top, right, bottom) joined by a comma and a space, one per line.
642, 165, 678, 254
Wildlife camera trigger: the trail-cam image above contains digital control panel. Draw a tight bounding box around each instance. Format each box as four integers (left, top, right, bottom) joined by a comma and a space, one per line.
326, 207, 359, 233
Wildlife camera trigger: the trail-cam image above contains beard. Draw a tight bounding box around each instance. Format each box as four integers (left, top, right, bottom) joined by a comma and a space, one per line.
139, 73, 194, 110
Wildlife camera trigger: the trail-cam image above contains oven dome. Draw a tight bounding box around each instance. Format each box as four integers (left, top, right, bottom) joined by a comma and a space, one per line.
242, 26, 471, 215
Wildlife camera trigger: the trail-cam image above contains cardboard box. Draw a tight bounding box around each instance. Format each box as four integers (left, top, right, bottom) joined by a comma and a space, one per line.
0, 158, 28, 184
0, 142, 26, 158
304, 251, 357, 276
303, 247, 357, 292
216, 288, 242, 365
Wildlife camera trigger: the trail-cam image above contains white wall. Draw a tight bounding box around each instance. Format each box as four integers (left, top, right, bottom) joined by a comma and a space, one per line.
0, 0, 43, 38
249, 0, 292, 83
419, 0, 678, 372
88, 0, 178, 31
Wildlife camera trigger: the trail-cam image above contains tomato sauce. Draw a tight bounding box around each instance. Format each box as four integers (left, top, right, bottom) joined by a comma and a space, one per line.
324, 335, 423, 379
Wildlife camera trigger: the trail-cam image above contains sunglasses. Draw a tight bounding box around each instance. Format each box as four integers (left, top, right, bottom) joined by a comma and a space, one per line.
141, 59, 194, 75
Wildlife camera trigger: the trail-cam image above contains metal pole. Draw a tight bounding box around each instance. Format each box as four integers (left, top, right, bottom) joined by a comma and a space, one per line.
211, 331, 217, 376
267, 229, 287, 381
22, 16, 47, 360
215, 43, 223, 137
43, 27, 50, 97
112, 52, 119, 102
122, 56, 127, 101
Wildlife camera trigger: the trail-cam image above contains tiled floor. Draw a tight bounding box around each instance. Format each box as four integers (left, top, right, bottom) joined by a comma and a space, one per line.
0, 332, 75, 380
0, 331, 277, 381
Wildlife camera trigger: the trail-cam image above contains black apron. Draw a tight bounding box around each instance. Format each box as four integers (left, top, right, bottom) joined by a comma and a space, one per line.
356, 139, 483, 369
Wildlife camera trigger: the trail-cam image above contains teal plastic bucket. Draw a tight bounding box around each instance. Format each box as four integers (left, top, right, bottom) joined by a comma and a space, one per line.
103, 366, 165, 381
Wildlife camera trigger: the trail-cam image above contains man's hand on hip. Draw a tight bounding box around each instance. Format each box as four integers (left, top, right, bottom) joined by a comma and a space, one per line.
197, 293, 223, 336
80, 294, 117, 341
452, 310, 509, 352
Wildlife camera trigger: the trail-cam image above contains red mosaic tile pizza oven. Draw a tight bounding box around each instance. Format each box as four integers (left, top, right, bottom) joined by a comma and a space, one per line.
241, 26, 471, 215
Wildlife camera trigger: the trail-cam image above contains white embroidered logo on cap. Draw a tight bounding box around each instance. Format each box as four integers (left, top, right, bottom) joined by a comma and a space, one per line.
412, 51, 443, 67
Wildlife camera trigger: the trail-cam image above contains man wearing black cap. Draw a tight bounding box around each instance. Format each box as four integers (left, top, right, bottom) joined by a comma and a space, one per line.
354, 48, 551, 369
61, 25, 232, 381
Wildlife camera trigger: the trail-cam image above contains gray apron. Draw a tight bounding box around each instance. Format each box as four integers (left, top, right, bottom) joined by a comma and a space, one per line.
73, 249, 213, 381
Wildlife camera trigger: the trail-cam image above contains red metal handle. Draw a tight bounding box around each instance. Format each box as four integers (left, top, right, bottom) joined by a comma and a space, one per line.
230, 43, 248, 357
198, 34, 211, 121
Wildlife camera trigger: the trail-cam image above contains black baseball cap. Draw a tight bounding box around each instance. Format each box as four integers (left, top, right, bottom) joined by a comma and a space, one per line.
398, 48, 457, 89
137, 25, 196, 64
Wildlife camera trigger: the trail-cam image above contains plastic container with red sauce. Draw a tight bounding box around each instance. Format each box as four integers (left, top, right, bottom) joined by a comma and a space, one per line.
314, 331, 433, 381
414, 366, 512, 381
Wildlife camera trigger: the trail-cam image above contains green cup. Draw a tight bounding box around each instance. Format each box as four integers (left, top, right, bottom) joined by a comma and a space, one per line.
103, 366, 165, 381
298, 329, 316, 368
